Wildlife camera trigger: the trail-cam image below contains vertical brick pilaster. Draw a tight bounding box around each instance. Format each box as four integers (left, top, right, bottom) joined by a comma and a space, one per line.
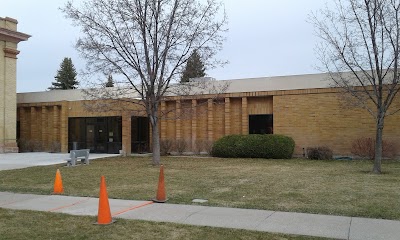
176, 100, 181, 140
20, 107, 27, 140
191, 99, 197, 151
30, 107, 36, 141
207, 99, 213, 141
41, 106, 47, 150
122, 113, 131, 155
224, 97, 230, 136
242, 97, 248, 135
60, 102, 68, 152
160, 101, 166, 140
53, 106, 59, 144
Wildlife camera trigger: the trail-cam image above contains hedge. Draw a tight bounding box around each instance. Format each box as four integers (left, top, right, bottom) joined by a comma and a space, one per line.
211, 134, 295, 159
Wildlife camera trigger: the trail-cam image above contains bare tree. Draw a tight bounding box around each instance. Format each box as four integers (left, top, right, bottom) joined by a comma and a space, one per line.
62, 0, 227, 165
311, 0, 400, 174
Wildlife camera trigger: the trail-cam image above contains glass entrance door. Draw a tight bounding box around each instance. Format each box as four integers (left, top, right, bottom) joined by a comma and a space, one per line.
95, 121, 107, 153
69, 117, 122, 153
86, 124, 95, 151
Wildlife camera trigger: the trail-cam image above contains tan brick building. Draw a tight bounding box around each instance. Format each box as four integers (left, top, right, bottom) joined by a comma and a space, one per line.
0, 17, 30, 153
16, 73, 400, 157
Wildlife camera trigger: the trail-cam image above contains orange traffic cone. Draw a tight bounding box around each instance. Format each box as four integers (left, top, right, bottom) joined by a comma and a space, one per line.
153, 165, 167, 203
96, 176, 114, 225
52, 169, 64, 194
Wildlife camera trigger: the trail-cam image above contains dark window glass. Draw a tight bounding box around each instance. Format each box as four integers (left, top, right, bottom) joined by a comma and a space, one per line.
16, 121, 20, 140
249, 114, 273, 134
68, 116, 122, 153
131, 117, 149, 153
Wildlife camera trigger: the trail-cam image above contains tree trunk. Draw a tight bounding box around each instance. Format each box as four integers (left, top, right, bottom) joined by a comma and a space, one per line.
373, 117, 384, 174
151, 114, 161, 166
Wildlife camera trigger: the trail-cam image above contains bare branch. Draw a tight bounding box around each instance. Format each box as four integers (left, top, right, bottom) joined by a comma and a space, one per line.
311, 0, 400, 173
62, 0, 228, 165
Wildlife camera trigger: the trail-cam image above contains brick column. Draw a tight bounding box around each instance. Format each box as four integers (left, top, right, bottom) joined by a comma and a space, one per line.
176, 100, 181, 140
224, 97, 230, 136
41, 106, 47, 150
53, 106, 59, 144
122, 113, 131, 155
241, 97, 248, 135
20, 107, 27, 140
160, 101, 166, 140
60, 102, 68, 152
31, 107, 36, 140
191, 99, 197, 150
207, 99, 213, 141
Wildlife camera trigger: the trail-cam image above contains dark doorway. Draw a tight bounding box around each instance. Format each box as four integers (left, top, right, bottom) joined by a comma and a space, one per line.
68, 117, 122, 153
16, 121, 20, 140
131, 117, 149, 153
249, 114, 273, 134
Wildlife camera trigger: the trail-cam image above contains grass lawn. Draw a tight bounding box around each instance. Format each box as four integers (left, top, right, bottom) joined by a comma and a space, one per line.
0, 208, 324, 240
0, 157, 400, 220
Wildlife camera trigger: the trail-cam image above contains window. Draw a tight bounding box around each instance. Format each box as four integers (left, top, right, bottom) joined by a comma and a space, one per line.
131, 117, 149, 153
249, 114, 273, 134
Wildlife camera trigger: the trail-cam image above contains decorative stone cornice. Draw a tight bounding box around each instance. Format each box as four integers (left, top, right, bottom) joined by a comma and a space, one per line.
3, 47, 20, 59
3, 17, 18, 24
0, 27, 31, 43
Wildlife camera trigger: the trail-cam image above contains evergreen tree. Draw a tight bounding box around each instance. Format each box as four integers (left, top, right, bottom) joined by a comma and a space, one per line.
48, 57, 78, 90
105, 75, 114, 87
180, 50, 206, 83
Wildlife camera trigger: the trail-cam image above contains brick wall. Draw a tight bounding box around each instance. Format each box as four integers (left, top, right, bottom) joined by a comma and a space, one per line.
16, 88, 400, 157
17, 99, 144, 153
274, 92, 400, 156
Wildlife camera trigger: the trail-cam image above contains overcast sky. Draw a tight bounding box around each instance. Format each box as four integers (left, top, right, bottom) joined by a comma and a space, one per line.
1, 0, 327, 93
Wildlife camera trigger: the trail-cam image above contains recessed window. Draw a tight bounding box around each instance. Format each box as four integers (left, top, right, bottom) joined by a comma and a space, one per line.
249, 114, 273, 134
131, 117, 149, 153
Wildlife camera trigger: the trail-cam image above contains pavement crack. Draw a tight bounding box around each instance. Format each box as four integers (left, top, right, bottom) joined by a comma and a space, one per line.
181, 206, 211, 223
255, 211, 276, 229
347, 217, 353, 240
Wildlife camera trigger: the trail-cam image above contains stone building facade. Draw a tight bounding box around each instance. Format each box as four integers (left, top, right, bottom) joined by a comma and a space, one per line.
0, 17, 30, 153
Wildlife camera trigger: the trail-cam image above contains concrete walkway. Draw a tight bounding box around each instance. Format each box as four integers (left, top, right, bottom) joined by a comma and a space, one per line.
0, 192, 399, 240
0, 152, 118, 170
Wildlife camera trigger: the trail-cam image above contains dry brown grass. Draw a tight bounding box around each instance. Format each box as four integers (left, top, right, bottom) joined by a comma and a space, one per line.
0, 156, 400, 220
0, 208, 322, 240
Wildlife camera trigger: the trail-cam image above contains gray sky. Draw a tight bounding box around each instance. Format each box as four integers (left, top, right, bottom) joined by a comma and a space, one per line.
1, 0, 326, 93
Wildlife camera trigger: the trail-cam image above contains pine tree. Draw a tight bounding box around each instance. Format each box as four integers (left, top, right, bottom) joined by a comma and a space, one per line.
180, 50, 206, 83
48, 57, 78, 90
105, 75, 114, 87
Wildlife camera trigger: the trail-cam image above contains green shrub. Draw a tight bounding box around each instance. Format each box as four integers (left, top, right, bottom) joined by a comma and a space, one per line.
211, 134, 295, 159
211, 135, 243, 158
306, 146, 333, 160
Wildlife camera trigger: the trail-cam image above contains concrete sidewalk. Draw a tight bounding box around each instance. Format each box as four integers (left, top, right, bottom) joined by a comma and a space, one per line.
0, 152, 118, 170
0, 192, 399, 240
